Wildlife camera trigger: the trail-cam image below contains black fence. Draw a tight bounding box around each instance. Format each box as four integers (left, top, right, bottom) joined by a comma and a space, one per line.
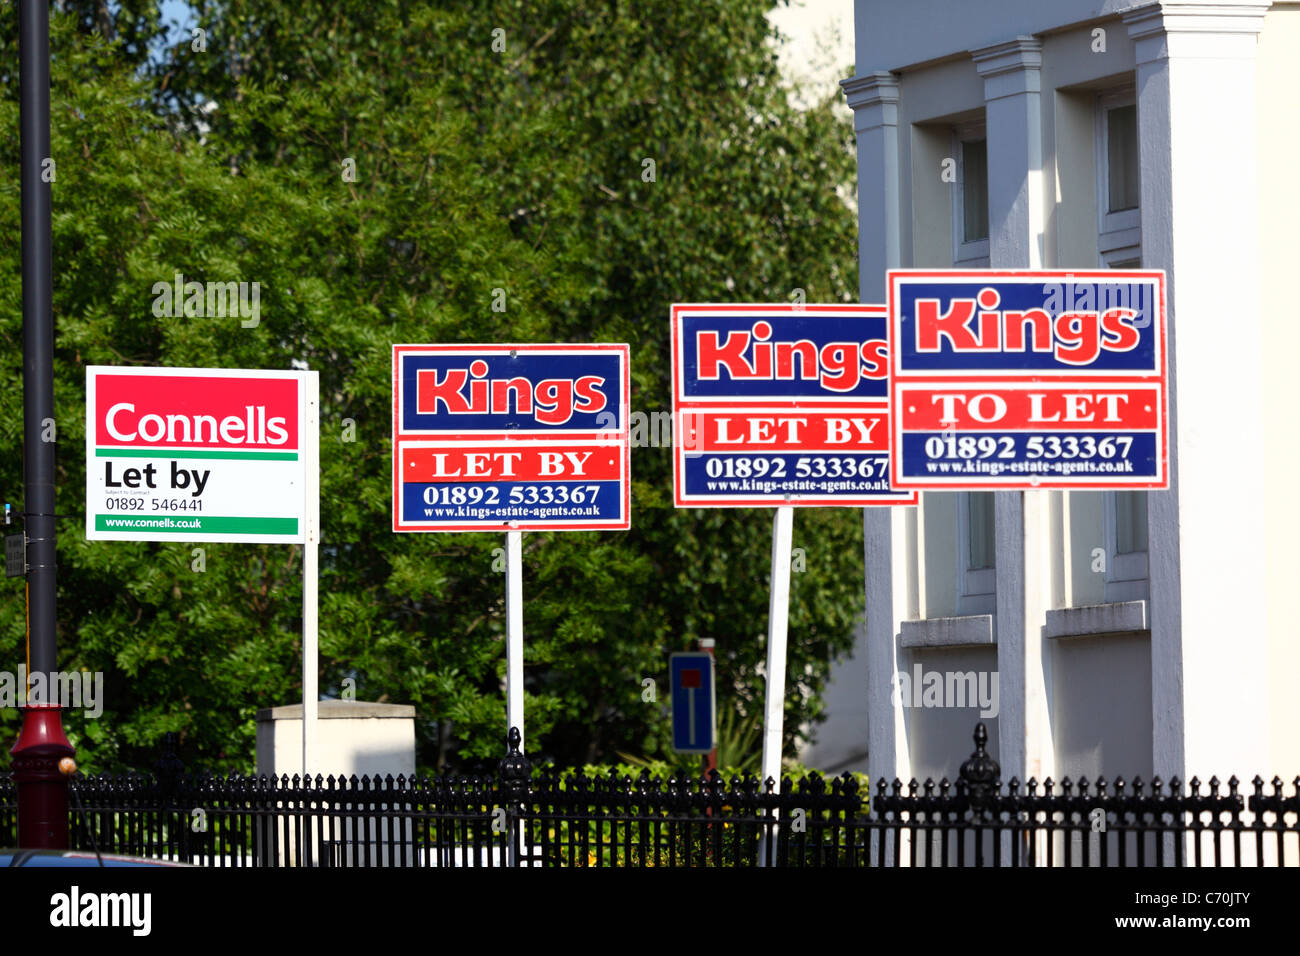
2, 724, 1297, 867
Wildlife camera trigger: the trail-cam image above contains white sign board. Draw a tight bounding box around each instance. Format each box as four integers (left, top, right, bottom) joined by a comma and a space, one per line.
86, 367, 310, 543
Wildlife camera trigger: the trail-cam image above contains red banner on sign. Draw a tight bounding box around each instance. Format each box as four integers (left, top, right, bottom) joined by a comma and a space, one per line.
94, 374, 300, 449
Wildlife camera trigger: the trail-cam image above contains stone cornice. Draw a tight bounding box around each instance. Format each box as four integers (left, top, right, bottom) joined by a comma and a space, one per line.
971, 36, 1043, 78
1124, 1, 1271, 62
840, 71, 900, 132
841, 71, 900, 108
972, 36, 1042, 100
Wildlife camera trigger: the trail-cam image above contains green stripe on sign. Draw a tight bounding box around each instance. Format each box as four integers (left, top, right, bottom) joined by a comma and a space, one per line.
95, 448, 298, 461
94, 515, 299, 534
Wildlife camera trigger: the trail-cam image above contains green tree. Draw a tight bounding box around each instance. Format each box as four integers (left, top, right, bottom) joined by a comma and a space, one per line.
0, 0, 864, 773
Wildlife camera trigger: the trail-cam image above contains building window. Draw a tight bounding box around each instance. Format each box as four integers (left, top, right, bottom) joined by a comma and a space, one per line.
1103, 489, 1149, 602
1106, 104, 1139, 213
1101, 250, 1149, 602
952, 122, 989, 265
1097, 90, 1139, 260
967, 492, 994, 569
962, 139, 989, 242
1114, 491, 1148, 555
957, 492, 996, 614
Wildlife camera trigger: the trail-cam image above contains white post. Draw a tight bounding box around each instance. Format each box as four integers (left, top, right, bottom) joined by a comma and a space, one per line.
758, 505, 794, 866
505, 529, 525, 753
302, 371, 320, 782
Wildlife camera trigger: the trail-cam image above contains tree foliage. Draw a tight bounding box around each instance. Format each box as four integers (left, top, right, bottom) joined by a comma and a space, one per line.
0, 1, 863, 773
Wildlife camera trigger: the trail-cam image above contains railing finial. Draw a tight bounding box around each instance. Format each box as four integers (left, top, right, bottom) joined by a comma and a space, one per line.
497, 725, 531, 801
958, 721, 1001, 803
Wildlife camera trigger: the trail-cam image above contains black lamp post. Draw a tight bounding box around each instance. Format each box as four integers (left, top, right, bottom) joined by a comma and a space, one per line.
10, 0, 74, 849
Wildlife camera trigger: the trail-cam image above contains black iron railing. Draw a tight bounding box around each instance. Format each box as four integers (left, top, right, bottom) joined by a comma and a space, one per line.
2, 724, 1297, 867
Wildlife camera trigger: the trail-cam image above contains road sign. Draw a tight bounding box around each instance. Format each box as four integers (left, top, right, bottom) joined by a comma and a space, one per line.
85, 367, 312, 542
392, 344, 630, 532
670, 304, 917, 507
887, 270, 1169, 490
670, 652, 716, 753
5, 534, 24, 578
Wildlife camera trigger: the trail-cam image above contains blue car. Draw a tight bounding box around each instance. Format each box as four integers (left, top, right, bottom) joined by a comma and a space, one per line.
1, 849, 191, 867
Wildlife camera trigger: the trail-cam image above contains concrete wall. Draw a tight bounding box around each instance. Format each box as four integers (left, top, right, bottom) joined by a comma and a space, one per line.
256, 700, 416, 779
856, 0, 1145, 74
1051, 631, 1153, 779
903, 645, 1001, 783
799, 621, 871, 773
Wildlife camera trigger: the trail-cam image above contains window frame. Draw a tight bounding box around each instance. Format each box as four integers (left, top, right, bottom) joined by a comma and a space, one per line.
1103, 491, 1149, 602
1096, 89, 1140, 255
1099, 248, 1149, 603
956, 491, 996, 615
951, 122, 990, 266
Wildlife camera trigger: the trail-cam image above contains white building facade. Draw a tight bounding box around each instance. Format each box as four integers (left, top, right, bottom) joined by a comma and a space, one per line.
819, 0, 1300, 790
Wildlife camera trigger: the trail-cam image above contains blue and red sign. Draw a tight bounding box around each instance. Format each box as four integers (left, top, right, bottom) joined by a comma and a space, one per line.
671, 304, 916, 507
670, 652, 715, 753
887, 270, 1169, 489
392, 345, 630, 531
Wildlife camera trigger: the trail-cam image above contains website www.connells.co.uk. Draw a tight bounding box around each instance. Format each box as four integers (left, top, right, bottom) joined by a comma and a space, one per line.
100, 516, 202, 530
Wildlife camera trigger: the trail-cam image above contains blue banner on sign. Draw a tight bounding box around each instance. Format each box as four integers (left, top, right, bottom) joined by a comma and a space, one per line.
399, 352, 623, 432
899, 432, 1159, 481
893, 280, 1159, 373
402, 480, 623, 525
670, 653, 715, 753
681, 453, 912, 497
677, 312, 889, 400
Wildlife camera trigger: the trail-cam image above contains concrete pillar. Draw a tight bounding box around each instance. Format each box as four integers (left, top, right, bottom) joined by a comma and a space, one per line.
863, 505, 914, 793
842, 71, 902, 304
1123, 1, 1271, 783
972, 36, 1055, 785
972, 37, 1045, 269
842, 70, 912, 791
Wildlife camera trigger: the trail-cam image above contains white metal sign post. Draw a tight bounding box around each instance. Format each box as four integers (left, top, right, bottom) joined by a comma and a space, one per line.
505, 529, 524, 742
302, 373, 320, 778
760, 506, 794, 798
85, 366, 321, 778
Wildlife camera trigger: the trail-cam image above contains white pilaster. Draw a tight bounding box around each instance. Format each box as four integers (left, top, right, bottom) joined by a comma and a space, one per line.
973, 35, 1054, 786
842, 70, 913, 792
972, 37, 1046, 269
1123, 0, 1271, 783
842, 71, 902, 303
863, 507, 914, 795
